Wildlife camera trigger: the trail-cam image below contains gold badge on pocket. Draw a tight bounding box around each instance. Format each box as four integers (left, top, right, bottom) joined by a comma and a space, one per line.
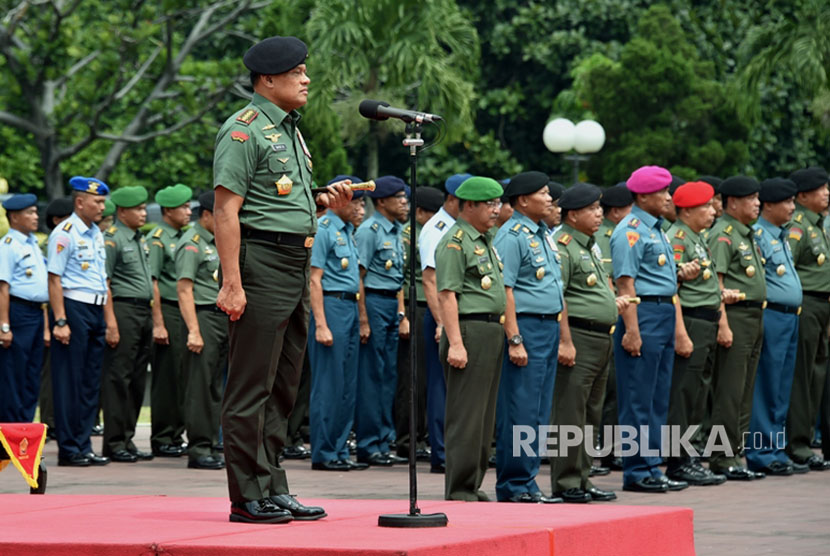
776, 264, 786, 276
81, 262, 89, 271
276, 175, 293, 196
535, 267, 545, 280
385, 260, 393, 270
702, 269, 712, 280
586, 273, 597, 286
746, 265, 756, 277
341, 257, 349, 269
819, 253, 826, 266
657, 253, 667, 266
481, 275, 492, 290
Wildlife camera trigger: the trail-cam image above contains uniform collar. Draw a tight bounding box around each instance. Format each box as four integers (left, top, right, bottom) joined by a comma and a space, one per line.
631, 205, 663, 231
721, 212, 752, 237
757, 215, 786, 239
674, 219, 702, 241
159, 220, 183, 238
370, 210, 400, 233
70, 211, 94, 236
456, 214, 486, 240
6, 227, 33, 244
561, 223, 593, 248
115, 217, 142, 240
511, 211, 544, 235
795, 203, 821, 226
192, 222, 214, 244
322, 211, 352, 233
251, 92, 301, 127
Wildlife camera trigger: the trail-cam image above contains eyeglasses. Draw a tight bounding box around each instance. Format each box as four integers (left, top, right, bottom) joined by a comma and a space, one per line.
483, 200, 503, 209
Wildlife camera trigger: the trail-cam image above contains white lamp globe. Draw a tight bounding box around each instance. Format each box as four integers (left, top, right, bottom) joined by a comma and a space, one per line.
543, 118, 576, 153
573, 120, 605, 154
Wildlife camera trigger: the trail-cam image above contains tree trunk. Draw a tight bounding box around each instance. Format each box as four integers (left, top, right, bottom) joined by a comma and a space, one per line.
38, 134, 64, 201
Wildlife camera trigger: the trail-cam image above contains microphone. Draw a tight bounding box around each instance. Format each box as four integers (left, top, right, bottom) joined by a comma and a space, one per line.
358, 99, 443, 123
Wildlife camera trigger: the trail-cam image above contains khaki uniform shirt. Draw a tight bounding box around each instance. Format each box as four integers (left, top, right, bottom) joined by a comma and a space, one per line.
556, 224, 617, 325
174, 223, 220, 306
147, 221, 182, 302
104, 219, 153, 300
668, 220, 721, 310
708, 213, 766, 302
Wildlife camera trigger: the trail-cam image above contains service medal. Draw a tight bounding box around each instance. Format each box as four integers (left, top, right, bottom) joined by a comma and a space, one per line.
535, 267, 545, 280
385, 259, 393, 270
657, 253, 667, 266
746, 265, 756, 277
586, 273, 597, 286
702, 268, 712, 280
776, 264, 786, 276
341, 257, 349, 269
481, 275, 492, 290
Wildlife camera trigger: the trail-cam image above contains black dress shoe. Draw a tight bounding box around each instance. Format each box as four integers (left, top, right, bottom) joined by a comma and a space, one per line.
790, 460, 809, 474
586, 486, 617, 502
505, 492, 537, 503
230, 499, 293, 524
269, 494, 327, 521
213, 442, 224, 453
805, 455, 830, 471
415, 447, 432, 461
188, 455, 225, 469
589, 464, 611, 477
128, 449, 154, 461
623, 477, 668, 493
153, 444, 185, 458
667, 462, 722, 486
357, 452, 394, 466
755, 461, 793, 476
311, 460, 350, 471
109, 449, 138, 463
488, 454, 497, 468
382, 452, 407, 464
656, 475, 688, 491
531, 491, 563, 504
282, 445, 311, 460
343, 459, 368, 470
553, 488, 592, 503
430, 462, 446, 474
58, 453, 91, 467
83, 452, 110, 466
714, 466, 755, 481
90, 424, 104, 436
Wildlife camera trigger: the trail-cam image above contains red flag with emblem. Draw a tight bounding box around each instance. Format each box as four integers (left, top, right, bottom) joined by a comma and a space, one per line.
0, 423, 47, 489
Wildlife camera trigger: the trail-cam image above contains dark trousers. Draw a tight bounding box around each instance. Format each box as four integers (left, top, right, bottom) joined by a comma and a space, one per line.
308, 296, 359, 463
286, 354, 310, 447
394, 302, 427, 455
51, 298, 106, 459
746, 308, 798, 469
0, 301, 45, 422
424, 308, 446, 466
150, 301, 186, 448
614, 301, 675, 486
355, 293, 400, 459
102, 301, 152, 455
222, 240, 309, 504
495, 316, 559, 500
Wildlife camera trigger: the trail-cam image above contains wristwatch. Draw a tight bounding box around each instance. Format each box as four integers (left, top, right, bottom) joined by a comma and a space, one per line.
55, 318, 68, 327
397, 311, 406, 320
0, 323, 9, 333
509, 334, 523, 346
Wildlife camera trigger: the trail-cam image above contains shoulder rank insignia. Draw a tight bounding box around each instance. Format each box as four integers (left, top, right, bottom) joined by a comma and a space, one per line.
723, 225, 733, 235
795, 213, 803, 223
558, 233, 572, 245
62, 221, 73, 232
510, 223, 522, 234
404, 224, 411, 235
628, 218, 640, 228
453, 229, 464, 241
261, 123, 276, 131
320, 218, 330, 227
235, 109, 258, 125
3, 236, 11, 244
153, 228, 163, 238
436, 221, 446, 230
192, 234, 200, 243
626, 230, 640, 247
756, 228, 763, 237
106, 226, 117, 235
371, 222, 379, 232
230, 130, 249, 143
605, 228, 613, 237
674, 229, 685, 239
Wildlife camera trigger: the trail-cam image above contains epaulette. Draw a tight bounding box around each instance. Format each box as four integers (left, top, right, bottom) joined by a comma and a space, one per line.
755, 228, 763, 237
152, 228, 163, 239
723, 225, 733, 235
452, 229, 464, 241
628, 218, 640, 228
794, 213, 803, 223
3, 236, 11, 244
62, 221, 73, 232
191, 234, 200, 243
235, 108, 258, 125
320, 218, 330, 227
605, 228, 613, 237
403, 224, 411, 235
674, 229, 685, 239
371, 222, 379, 232
509, 223, 522, 235
105, 226, 117, 236
557, 233, 572, 245
436, 221, 446, 230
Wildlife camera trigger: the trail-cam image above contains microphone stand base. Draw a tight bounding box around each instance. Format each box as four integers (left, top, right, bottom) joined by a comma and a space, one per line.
378, 512, 448, 528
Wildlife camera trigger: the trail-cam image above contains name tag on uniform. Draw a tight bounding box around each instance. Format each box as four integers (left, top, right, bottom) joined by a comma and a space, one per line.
272, 144, 287, 153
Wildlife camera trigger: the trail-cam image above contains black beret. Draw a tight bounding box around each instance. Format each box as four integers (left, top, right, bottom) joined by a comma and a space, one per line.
505, 171, 550, 198
669, 174, 686, 195
198, 191, 215, 213
720, 176, 760, 198
600, 184, 633, 208
46, 197, 74, 228
244, 36, 308, 74
548, 181, 565, 201
559, 182, 602, 211
698, 175, 723, 195
415, 187, 444, 213
759, 178, 797, 203
789, 166, 829, 193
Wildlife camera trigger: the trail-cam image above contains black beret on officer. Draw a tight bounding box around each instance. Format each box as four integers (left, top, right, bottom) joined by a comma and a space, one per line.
548, 181, 565, 201
505, 171, 550, 198
789, 166, 829, 193
600, 184, 633, 208
698, 175, 723, 195
719, 176, 760, 198
198, 191, 215, 213
244, 36, 308, 74
669, 174, 686, 195
559, 182, 602, 212
416, 187, 445, 213
46, 197, 74, 229
759, 178, 798, 203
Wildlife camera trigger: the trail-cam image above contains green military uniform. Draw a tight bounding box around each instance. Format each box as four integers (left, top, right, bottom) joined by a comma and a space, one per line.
175, 221, 227, 463
708, 213, 766, 472
667, 218, 722, 474
147, 219, 187, 453
786, 203, 830, 463
102, 198, 154, 458
552, 223, 617, 493
436, 208, 506, 501
594, 218, 615, 276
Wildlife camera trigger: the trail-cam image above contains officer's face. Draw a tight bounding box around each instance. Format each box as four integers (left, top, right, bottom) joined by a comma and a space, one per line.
9, 206, 38, 234
349, 198, 365, 227
78, 193, 106, 224
680, 200, 715, 232
119, 204, 147, 230
379, 192, 409, 221
465, 199, 500, 233
568, 201, 603, 235
728, 193, 760, 225
798, 184, 829, 214
267, 64, 310, 112
519, 186, 553, 222
636, 188, 672, 218
165, 203, 191, 228
712, 194, 723, 218
762, 197, 795, 227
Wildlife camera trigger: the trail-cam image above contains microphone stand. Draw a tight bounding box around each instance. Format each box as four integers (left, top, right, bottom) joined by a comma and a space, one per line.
378, 119, 448, 528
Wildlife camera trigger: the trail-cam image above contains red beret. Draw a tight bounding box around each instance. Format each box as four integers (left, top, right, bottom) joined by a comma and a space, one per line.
672, 181, 715, 208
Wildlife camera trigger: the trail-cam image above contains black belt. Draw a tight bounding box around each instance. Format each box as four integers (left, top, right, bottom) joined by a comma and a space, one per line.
160, 298, 178, 307
9, 295, 44, 309
766, 301, 801, 315
458, 313, 504, 324
113, 297, 152, 308
195, 304, 225, 314
802, 291, 830, 302
682, 306, 721, 322
242, 226, 314, 248
639, 295, 675, 304
517, 312, 561, 321
568, 316, 616, 334
731, 300, 765, 310
365, 287, 399, 298
324, 291, 358, 302
403, 300, 428, 308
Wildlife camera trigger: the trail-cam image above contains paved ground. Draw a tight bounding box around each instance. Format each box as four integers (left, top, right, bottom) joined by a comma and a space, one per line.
2, 425, 829, 555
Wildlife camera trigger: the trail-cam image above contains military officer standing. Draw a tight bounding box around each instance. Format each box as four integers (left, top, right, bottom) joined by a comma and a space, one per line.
610, 166, 687, 493
707, 176, 767, 480
492, 171, 563, 504
786, 167, 830, 470
101, 185, 154, 462
213, 35, 349, 523
48, 176, 110, 467
147, 184, 192, 457
665, 181, 728, 486
308, 177, 368, 471
436, 176, 506, 501
0, 194, 48, 422
354, 175, 408, 466
552, 183, 625, 502
176, 191, 227, 470
745, 178, 806, 475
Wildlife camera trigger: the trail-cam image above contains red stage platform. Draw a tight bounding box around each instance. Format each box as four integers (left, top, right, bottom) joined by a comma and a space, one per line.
0, 495, 694, 555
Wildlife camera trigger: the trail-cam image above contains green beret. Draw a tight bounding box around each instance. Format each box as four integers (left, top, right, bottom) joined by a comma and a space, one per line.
454, 176, 503, 201
155, 183, 193, 208
102, 199, 116, 217
111, 185, 149, 208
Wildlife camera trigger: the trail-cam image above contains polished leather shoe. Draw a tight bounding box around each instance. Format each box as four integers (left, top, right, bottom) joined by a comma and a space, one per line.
382, 452, 408, 464
230, 499, 293, 524
505, 492, 538, 503
714, 466, 755, 481
554, 488, 592, 503
213, 442, 223, 453
269, 494, 327, 521
488, 454, 497, 468
343, 459, 368, 470
311, 460, 350, 471
656, 475, 688, 491
790, 460, 809, 474
282, 445, 311, 460
430, 462, 446, 474
110, 449, 138, 463
358, 452, 394, 466
129, 449, 154, 461
531, 491, 563, 504
153, 444, 185, 458
602, 456, 624, 471
83, 452, 110, 466
668, 462, 723, 486
415, 447, 432, 461
754, 461, 793, 476
58, 453, 91, 467
586, 486, 617, 502
188, 455, 225, 470
90, 424, 104, 436
805, 455, 830, 471
589, 464, 611, 477
623, 477, 668, 493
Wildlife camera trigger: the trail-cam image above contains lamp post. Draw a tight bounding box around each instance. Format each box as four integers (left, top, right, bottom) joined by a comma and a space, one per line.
543, 118, 606, 184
